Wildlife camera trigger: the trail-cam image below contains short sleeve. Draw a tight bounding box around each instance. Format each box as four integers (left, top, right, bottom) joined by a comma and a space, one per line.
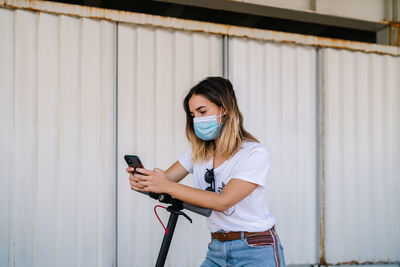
178, 147, 193, 173
230, 147, 270, 187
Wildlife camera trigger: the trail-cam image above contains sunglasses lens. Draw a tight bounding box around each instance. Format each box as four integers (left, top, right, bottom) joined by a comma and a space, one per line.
204, 169, 215, 192
204, 170, 214, 183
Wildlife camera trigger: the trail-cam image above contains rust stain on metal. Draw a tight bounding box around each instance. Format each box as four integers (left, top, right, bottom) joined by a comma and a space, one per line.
318, 54, 326, 266
321, 260, 400, 266
388, 22, 400, 47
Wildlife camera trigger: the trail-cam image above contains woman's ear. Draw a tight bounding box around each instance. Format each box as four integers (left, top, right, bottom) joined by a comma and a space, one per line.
221, 106, 227, 116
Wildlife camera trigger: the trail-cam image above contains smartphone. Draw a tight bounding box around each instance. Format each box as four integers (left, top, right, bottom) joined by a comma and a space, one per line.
124, 155, 144, 175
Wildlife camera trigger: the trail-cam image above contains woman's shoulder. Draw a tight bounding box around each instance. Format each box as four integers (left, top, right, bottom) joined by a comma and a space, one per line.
240, 140, 269, 157
229, 141, 270, 172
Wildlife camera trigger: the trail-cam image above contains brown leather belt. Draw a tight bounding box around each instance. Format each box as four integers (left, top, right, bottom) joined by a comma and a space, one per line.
211, 227, 275, 242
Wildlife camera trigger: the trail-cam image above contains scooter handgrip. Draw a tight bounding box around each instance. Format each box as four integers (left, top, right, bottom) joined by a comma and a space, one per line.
183, 202, 212, 217
134, 190, 163, 200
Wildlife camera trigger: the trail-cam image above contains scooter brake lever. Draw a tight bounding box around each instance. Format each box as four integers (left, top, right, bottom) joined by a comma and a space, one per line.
180, 211, 192, 223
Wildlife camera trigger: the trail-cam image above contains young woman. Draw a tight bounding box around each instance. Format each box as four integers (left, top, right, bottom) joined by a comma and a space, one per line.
127, 77, 285, 266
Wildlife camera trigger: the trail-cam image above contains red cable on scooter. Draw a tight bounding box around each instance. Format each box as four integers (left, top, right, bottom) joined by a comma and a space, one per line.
154, 205, 169, 235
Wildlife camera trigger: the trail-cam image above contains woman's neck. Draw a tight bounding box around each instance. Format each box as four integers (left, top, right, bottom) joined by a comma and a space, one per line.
213, 138, 220, 153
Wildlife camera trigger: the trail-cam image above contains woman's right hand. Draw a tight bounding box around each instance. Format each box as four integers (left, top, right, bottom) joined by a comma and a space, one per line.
126, 167, 143, 191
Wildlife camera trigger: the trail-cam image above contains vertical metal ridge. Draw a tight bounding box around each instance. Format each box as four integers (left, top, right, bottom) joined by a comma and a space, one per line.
151, 27, 158, 265
172, 31, 176, 160
133, 25, 139, 265
33, 11, 39, 267
98, 20, 103, 267
262, 41, 267, 143
153, 28, 158, 169
222, 35, 229, 79
55, 15, 61, 267
115, 21, 118, 267
10, 9, 16, 267
316, 47, 325, 266
352, 52, 360, 245
77, 17, 83, 267
190, 31, 194, 84
294, 46, 300, 253
278, 44, 283, 216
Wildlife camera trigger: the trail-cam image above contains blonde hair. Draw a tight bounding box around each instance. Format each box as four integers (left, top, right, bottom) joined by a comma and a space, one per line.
183, 77, 258, 162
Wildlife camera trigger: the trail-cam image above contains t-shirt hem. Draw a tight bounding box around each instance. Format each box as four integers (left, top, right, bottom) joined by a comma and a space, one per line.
207, 223, 276, 233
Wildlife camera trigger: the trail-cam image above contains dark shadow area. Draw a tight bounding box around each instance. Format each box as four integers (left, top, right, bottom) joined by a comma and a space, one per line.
50, 0, 377, 43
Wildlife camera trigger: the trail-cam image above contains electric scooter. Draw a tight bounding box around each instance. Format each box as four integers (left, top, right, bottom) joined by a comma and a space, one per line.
135, 191, 212, 267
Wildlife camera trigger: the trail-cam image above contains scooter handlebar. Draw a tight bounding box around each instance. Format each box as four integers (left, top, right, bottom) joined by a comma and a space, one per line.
182, 202, 212, 217
134, 190, 212, 217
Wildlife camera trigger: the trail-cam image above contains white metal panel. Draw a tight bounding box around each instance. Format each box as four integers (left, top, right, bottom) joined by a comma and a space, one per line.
229, 37, 319, 265
117, 24, 222, 267
13, 9, 36, 267
36, 10, 58, 267
322, 48, 400, 264
0, 7, 14, 267
0, 9, 116, 267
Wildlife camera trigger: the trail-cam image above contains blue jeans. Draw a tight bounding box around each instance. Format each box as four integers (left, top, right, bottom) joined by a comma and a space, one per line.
201, 232, 285, 267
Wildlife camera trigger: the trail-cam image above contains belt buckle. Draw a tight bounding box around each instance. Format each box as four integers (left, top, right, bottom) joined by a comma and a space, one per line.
218, 233, 227, 242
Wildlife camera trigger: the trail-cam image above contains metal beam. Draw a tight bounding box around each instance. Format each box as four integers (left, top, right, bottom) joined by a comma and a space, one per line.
2, 0, 400, 55
152, 0, 388, 32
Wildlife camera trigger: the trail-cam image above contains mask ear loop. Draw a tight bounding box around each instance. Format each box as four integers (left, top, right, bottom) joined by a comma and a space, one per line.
217, 107, 225, 126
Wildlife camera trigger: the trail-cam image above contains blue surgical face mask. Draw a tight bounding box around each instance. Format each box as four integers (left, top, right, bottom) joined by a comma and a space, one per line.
193, 111, 224, 141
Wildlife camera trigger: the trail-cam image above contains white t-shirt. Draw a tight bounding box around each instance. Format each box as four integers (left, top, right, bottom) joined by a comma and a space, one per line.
178, 141, 276, 232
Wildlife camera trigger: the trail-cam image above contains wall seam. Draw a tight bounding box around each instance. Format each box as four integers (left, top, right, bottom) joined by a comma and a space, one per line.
222, 35, 229, 79
115, 21, 119, 267
316, 47, 326, 266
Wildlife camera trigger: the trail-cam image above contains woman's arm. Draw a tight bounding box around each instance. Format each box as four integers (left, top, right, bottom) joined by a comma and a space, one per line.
165, 178, 257, 212
132, 168, 257, 212
164, 161, 189, 183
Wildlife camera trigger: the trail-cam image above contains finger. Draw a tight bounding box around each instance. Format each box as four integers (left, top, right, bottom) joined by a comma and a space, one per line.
131, 184, 145, 191
126, 167, 135, 173
136, 168, 153, 176
135, 173, 151, 181
153, 168, 163, 173
131, 179, 144, 189
129, 177, 137, 184
138, 180, 151, 187
129, 174, 136, 182
142, 187, 152, 192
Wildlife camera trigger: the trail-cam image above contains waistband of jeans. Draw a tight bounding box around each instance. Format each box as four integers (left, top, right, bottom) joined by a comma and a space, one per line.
211, 226, 276, 242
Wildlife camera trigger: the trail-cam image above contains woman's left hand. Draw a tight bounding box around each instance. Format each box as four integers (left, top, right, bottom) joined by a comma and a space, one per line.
134, 168, 170, 193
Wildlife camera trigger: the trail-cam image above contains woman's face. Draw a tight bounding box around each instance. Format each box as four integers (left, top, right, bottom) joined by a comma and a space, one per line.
188, 94, 224, 125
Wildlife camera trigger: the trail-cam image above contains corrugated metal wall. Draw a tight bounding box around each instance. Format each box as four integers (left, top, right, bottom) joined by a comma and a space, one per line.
116, 24, 222, 267
0, 9, 116, 267
321, 48, 400, 264
1, 4, 400, 267
229, 37, 319, 265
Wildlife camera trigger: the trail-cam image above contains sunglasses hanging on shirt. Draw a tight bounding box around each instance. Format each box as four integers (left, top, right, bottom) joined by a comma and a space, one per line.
204, 168, 215, 192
